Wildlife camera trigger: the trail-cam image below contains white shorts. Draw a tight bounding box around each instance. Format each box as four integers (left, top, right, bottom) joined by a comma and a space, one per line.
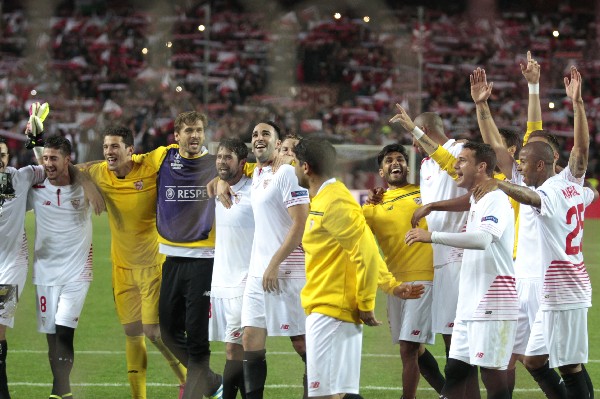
209, 295, 244, 344
35, 281, 91, 334
306, 313, 362, 397
241, 276, 306, 336
543, 308, 588, 368
432, 261, 460, 334
525, 309, 549, 357
0, 234, 28, 328
387, 281, 435, 345
512, 278, 542, 355
450, 319, 517, 369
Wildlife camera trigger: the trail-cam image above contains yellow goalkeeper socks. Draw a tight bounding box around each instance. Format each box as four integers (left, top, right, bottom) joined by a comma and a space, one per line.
125, 335, 147, 399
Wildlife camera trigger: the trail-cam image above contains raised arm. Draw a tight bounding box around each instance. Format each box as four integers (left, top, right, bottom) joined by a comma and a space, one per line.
389, 104, 439, 155
470, 68, 515, 179
565, 66, 589, 179
411, 192, 471, 227
520, 50, 542, 140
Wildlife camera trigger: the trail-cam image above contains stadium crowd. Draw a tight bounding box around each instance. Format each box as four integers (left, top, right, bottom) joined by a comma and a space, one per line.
1, 1, 600, 186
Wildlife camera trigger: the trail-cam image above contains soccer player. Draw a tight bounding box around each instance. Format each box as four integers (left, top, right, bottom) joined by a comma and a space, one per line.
474, 140, 594, 398
28, 136, 93, 399
0, 138, 45, 399
238, 121, 309, 399
209, 138, 253, 399
132, 111, 222, 399
472, 66, 595, 398
362, 143, 445, 399
84, 126, 186, 399
405, 141, 517, 399
294, 138, 424, 399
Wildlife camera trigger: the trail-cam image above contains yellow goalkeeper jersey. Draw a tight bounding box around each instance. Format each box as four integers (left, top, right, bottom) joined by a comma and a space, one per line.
363, 184, 434, 282
87, 156, 164, 269
301, 180, 398, 324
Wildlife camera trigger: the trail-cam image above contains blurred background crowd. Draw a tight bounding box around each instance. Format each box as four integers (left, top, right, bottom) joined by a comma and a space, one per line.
1, 0, 599, 188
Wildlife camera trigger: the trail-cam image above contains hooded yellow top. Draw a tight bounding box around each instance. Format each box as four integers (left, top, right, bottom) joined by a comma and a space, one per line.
301, 180, 399, 324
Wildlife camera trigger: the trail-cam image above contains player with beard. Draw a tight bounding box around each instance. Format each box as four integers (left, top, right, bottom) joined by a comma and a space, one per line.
28, 136, 94, 399
209, 138, 253, 399
133, 111, 223, 399
362, 144, 445, 399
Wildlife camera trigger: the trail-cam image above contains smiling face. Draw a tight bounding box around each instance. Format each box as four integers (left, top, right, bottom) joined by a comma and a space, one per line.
453, 148, 480, 190
251, 123, 280, 164
0, 142, 8, 173
379, 151, 409, 188
103, 135, 133, 176
216, 146, 244, 183
175, 120, 205, 158
43, 147, 70, 185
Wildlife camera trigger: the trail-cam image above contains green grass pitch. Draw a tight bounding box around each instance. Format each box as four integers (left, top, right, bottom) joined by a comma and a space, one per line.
5, 213, 599, 398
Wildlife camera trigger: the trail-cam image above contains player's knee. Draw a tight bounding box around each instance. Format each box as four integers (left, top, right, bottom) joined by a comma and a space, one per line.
558, 363, 582, 375
523, 355, 548, 371
289, 335, 305, 356
142, 324, 161, 342
444, 358, 472, 383
399, 340, 420, 360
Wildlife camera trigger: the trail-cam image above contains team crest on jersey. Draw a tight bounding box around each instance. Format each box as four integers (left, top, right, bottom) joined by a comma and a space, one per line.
134, 180, 143, 190
233, 193, 241, 204
71, 199, 81, 209
309, 219, 314, 230
413, 197, 422, 205
387, 205, 394, 211
263, 179, 271, 189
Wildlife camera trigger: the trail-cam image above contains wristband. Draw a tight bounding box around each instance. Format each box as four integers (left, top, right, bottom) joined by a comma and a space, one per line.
411, 126, 425, 139
528, 83, 539, 94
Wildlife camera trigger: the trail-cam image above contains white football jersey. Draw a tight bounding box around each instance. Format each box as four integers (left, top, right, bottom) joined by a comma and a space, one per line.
28, 179, 93, 286
420, 139, 468, 266
456, 190, 517, 321
533, 175, 594, 311
249, 164, 309, 279
0, 166, 45, 274
511, 163, 584, 279
213, 175, 254, 298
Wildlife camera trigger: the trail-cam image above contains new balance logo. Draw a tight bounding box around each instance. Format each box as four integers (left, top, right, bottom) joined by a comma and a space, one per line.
446, 322, 454, 328
203, 291, 211, 296
475, 352, 484, 358
280, 324, 290, 330
411, 330, 421, 336
42, 201, 51, 205
309, 382, 320, 389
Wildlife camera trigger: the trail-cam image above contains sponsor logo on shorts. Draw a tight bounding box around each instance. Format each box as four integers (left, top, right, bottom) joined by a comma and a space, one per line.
203, 291, 211, 297
485, 310, 492, 314
280, 324, 290, 330
411, 329, 421, 336
310, 381, 320, 389
232, 332, 241, 338
475, 352, 484, 358
43, 201, 51, 206
446, 322, 454, 328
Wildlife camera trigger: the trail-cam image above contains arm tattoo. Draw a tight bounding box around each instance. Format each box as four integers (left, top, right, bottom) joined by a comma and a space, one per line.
498, 181, 540, 207
478, 108, 491, 120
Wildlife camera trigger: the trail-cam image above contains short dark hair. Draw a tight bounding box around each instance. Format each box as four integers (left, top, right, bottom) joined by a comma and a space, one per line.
0, 137, 6, 145
283, 133, 302, 141
376, 144, 409, 168
294, 138, 337, 177
218, 137, 248, 161
104, 126, 134, 147
174, 111, 208, 133
45, 136, 72, 157
257, 120, 281, 140
463, 141, 496, 176
522, 141, 555, 166
498, 128, 521, 156
528, 130, 560, 153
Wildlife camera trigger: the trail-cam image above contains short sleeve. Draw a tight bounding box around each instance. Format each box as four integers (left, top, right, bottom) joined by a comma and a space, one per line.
275, 165, 309, 208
